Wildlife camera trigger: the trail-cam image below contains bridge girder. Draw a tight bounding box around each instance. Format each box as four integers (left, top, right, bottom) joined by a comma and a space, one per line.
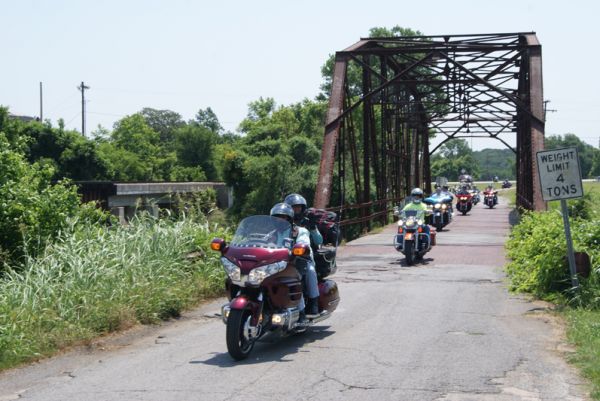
315, 32, 546, 222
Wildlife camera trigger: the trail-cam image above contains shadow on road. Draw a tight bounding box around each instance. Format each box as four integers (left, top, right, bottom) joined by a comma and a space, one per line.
190, 326, 336, 367
389, 256, 434, 267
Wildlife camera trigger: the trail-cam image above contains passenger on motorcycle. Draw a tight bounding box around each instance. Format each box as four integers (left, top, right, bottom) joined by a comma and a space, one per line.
283, 193, 323, 248
270, 202, 320, 319
402, 188, 431, 236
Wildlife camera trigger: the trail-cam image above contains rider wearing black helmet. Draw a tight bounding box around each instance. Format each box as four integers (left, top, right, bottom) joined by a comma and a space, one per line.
283, 193, 323, 246
270, 201, 320, 319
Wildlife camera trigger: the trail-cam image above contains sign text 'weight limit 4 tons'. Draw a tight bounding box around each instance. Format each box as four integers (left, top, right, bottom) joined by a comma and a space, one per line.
536, 147, 583, 202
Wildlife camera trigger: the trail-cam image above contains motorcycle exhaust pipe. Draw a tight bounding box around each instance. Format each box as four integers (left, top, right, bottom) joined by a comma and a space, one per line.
293, 310, 332, 330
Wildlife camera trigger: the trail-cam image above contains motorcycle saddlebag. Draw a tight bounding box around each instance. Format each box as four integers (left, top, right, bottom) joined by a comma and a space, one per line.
318, 279, 340, 313
315, 246, 337, 279
429, 228, 437, 246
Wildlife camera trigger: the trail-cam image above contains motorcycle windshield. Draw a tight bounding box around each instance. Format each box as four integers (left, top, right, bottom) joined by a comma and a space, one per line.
400, 210, 425, 220
426, 194, 452, 203
231, 215, 293, 249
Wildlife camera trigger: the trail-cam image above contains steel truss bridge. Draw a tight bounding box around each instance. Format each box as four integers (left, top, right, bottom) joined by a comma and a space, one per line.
314, 32, 545, 229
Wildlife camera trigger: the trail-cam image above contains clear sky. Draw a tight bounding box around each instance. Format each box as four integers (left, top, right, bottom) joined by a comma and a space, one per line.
2, 0, 599, 151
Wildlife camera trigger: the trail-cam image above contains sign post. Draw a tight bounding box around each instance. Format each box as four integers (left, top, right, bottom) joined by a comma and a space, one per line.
536, 147, 583, 288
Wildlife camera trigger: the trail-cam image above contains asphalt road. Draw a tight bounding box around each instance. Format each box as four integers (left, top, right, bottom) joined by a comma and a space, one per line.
0, 196, 589, 401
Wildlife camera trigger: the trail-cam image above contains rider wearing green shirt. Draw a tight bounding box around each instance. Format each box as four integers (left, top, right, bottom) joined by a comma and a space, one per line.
401, 188, 431, 236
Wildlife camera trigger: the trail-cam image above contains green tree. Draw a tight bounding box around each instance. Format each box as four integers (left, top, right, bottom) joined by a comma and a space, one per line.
194, 107, 223, 133
545, 134, 597, 178
431, 139, 479, 180
173, 125, 218, 180
140, 108, 185, 147
110, 114, 165, 180
473, 148, 516, 180
0, 133, 81, 267
589, 149, 600, 177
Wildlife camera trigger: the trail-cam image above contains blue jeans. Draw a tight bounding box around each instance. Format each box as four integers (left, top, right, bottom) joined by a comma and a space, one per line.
296, 258, 320, 311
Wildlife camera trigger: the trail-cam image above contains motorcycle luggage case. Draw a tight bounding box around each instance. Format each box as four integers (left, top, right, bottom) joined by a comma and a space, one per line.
315, 246, 337, 278
429, 228, 437, 246
318, 279, 340, 313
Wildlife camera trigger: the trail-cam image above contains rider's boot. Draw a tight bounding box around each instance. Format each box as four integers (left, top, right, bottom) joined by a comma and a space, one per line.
306, 297, 319, 318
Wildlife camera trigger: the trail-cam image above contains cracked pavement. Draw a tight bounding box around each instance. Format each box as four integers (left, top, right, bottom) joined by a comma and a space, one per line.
0, 197, 590, 400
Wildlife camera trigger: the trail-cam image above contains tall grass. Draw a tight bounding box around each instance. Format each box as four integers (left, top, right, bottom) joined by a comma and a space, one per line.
0, 214, 227, 370
505, 182, 600, 399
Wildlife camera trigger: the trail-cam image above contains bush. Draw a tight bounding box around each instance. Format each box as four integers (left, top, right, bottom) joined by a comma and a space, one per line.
0, 214, 229, 369
0, 133, 81, 268
506, 209, 600, 306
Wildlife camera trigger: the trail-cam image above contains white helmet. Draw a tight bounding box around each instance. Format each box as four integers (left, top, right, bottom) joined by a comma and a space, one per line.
410, 188, 424, 204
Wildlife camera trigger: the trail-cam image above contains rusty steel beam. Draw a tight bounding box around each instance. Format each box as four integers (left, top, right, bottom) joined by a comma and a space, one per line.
314, 54, 348, 209
524, 34, 546, 211
316, 32, 544, 229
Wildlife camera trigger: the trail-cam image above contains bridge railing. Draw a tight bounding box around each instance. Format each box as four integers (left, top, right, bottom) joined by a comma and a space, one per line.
326, 197, 404, 227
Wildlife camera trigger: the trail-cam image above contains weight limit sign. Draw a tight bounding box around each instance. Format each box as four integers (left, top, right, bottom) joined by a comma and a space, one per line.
536, 147, 583, 201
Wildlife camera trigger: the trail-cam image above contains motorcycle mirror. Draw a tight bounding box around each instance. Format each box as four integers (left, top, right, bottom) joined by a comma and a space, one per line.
210, 238, 226, 252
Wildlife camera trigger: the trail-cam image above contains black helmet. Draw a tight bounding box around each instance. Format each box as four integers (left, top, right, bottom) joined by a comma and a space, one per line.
410, 188, 424, 203
283, 193, 307, 221
270, 203, 294, 222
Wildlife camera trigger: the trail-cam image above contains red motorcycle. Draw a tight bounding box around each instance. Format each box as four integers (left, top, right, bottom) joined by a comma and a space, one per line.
211, 215, 340, 360
456, 192, 473, 215
483, 188, 498, 209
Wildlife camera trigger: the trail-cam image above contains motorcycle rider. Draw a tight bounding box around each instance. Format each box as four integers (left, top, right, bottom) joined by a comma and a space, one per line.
283, 193, 323, 248
270, 202, 320, 320
401, 188, 431, 237
484, 184, 498, 204
431, 184, 454, 215
456, 184, 470, 196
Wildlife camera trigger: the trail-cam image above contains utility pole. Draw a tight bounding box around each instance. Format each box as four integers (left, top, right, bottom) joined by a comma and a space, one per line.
39, 82, 43, 121
77, 81, 90, 136
543, 100, 557, 120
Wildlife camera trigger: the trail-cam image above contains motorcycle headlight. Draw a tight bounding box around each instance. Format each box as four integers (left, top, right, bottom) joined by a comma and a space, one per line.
397, 219, 404, 226
406, 218, 416, 227
434, 203, 441, 209
221, 257, 241, 282
441, 204, 447, 209
248, 260, 288, 285
417, 219, 423, 226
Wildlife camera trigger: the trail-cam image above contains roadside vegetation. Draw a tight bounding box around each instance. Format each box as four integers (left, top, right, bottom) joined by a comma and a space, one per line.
0, 211, 228, 370
505, 181, 600, 399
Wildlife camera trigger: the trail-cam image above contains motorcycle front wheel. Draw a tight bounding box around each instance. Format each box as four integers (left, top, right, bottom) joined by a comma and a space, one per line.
404, 240, 414, 265
226, 309, 256, 360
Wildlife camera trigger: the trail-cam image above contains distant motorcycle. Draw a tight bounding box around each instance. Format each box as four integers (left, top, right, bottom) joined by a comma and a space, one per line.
502, 180, 512, 189
456, 192, 473, 215
470, 189, 481, 205
424, 195, 452, 232
483, 188, 498, 209
211, 215, 340, 360
393, 209, 434, 265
